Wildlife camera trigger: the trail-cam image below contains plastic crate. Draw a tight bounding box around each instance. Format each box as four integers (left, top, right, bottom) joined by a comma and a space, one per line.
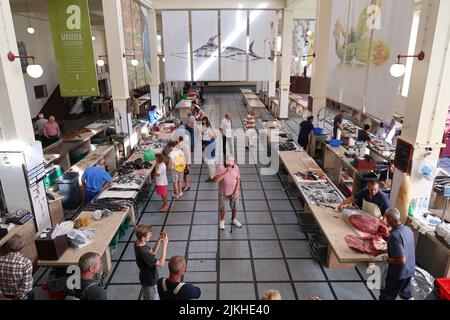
330, 139, 341, 147
435, 278, 450, 300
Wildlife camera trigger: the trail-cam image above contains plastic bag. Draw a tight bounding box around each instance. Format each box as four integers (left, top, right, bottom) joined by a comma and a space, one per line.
411, 266, 435, 300
51, 221, 74, 239
67, 228, 95, 249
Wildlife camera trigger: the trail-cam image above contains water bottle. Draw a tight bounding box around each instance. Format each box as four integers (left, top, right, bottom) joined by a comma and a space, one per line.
408, 198, 417, 217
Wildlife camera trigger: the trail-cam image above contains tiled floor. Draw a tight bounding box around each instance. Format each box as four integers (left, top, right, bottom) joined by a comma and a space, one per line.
33, 93, 377, 300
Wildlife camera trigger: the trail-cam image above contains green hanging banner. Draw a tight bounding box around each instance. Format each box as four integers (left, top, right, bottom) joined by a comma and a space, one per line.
47, 0, 99, 97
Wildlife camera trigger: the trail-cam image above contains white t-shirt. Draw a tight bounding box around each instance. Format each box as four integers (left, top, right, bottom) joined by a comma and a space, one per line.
168, 149, 184, 170
220, 118, 233, 138
155, 162, 168, 186
201, 126, 215, 141
177, 141, 191, 165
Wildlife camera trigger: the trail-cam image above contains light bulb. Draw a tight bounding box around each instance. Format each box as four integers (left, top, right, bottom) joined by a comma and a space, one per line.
27, 27, 35, 34
26, 64, 43, 78
96, 59, 105, 67
131, 58, 139, 66
162, 57, 166, 63
92, 36, 96, 40
294, 56, 299, 62
390, 63, 406, 77
301, 59, 308, 67
306, 30, 312, 36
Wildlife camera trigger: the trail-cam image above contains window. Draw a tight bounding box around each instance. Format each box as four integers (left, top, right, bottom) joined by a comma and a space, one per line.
34, 85, 48, 99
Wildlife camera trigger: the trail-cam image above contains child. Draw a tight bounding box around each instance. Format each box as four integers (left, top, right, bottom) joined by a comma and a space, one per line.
134, 224, 169, 300
155, 153, 168, 212
167, 141, 186, 198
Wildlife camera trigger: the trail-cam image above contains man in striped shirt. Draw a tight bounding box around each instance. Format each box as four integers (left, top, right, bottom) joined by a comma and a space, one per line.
0, 235, 34, 300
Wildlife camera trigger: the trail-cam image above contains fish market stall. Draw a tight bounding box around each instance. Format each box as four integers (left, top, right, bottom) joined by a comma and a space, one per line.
289, 93, 309, 117
175, 99, 192, 118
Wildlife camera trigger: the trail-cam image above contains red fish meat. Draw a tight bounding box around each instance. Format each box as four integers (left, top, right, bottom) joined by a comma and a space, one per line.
348, 214, 390, 238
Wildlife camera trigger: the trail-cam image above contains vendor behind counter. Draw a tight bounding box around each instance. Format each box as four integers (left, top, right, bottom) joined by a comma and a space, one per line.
82, 158, 112, 203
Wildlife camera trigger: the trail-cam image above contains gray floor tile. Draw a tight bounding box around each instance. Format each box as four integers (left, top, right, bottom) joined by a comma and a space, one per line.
251, 240, 283, 258
268, 200, 294, 211
33, 285, 52, 300
262, 181, 284, 189
245, 211, 273, 224
163, 225, 191, 240
248, 225, 277, 239
173, 192, 197, 200
287, 259, 326, 281
264, 190, 289, 200
138, 212, 166, 226
165, 241, 188, 259
120, 226, 137, 242
244, 200, 269, 211
199, 182, 218, 190
253, 260, 290, 281
106, 284, 141, 300
193, 212, 219, 225
109, 261, 140, 283
220, 240, 251, 258
188, 241, 218, 259
294, 282, 335, 300
275, 225, 307, 239
165, 212, 193, 225
239, 167, 258, 174
189, 175, 200, 182
281, 240, 312, 258
331, 282, 374, 300
260, 175, 281, 182
242, 190, 266, 200
113, 243, 134, 260
220, 224, 249, 239
196, 200, 219, 211
291, 199, 303, 210
190, 225, 219, 240
145, 201, 164, 212
220, 260, 254, 282
241, 181, 262, 189
170, 201, 195, 212
186, 259, 216, 272
195, 283, 217, 300
197, 191, 219, 200
323, 266, 361, 281
33, 267, 49, 286
219, 283, 256, 300
240, 174, 261, 182
258, 282, 296, 300
271, 211, 299, 224
183, 271, 217, 283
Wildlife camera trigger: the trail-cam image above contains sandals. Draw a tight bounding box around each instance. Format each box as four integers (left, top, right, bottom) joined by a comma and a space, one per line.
183, 186, 191, 192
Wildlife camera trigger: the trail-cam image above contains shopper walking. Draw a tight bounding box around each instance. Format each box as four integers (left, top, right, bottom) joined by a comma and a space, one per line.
43, 115, 61, 147
201, 116, 217, 182
33, 113, 48, 141
177, 136, 191, 192
157, 256, 201, 300
220, 113, 233, 158
186, 110, 196, 152
134, 225, 169, 300
215, 155, 241, 230
155, 153, 169, 212
168, 141, 186, 198
244, 111, 257, 149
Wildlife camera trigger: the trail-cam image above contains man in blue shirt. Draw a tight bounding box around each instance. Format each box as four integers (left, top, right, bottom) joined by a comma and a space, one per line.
333, 109, 345, 139
380, 208, 416, 300
337, 180, 390, 216
81, 158, 112, 203
147, 105, 160, 126
157, 256, 201, 300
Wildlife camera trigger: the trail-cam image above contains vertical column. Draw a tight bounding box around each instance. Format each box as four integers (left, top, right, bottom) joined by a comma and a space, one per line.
390, 0, 450, 210
309, 0, 332, 128
149, 8, 161, 108
102, 0, 132, 135
256, 82, 262, 94
0, 0, 34, 143
278, 9, 294, 119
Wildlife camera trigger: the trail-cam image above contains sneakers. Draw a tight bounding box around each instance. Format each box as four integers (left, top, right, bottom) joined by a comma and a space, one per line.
219, 220, 225, 230
205, 177, 215, 182
232, 219, 242, 228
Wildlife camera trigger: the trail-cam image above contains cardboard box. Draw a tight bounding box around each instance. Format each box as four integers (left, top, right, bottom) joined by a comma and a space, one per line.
35, 230, 69, 260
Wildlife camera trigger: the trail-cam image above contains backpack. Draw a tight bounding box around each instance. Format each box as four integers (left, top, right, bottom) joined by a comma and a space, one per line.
174, 151, 186, 173
64, 282, 98, 300
161, 278, 185, 300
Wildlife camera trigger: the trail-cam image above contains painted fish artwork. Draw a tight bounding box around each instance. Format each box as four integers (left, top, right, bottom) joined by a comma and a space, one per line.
171, 35, 275, 61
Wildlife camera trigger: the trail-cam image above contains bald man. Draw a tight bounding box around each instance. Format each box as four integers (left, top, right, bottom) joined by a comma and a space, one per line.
43, 115, 60, 147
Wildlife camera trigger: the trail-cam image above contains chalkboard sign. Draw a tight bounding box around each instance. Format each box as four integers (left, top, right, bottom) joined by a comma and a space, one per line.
394, 138, 414, 173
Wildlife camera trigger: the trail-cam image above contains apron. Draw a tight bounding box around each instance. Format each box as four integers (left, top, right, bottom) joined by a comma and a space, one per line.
336, 128, 342, 140
363, 199, 382, 218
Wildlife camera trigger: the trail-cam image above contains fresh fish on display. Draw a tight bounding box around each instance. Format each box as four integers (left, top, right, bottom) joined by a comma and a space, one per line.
299, 182, 343, 204
113, 173, 146, 186
84, 199, 133, 212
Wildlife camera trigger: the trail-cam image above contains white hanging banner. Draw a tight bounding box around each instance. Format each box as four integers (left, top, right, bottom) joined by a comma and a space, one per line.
162, 11, 191, 81
192, 11, 219, 81
248, 10, 277, 81
365, 0, 413, 124
220, 10, 248, 81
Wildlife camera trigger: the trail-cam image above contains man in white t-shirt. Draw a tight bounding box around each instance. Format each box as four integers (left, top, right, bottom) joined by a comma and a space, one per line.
167, 141, 185, 199
220, 113, 233, 159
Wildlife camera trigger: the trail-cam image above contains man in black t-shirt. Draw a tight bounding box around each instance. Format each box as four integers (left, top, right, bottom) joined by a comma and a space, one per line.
134, 224, 169, 300
333, 109, 346, 139
357, 124, 377, 147
74, 252, 107, 300
157, 256, 201, 300
297, 116, 314, 150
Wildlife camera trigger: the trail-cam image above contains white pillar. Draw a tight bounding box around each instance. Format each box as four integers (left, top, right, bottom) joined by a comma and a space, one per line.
149, 9, 161, 108
390, 0, 450, 208
256, 82, 262, 94
278, 9, 294, 119
102, 0, 132, 135
0, 0, 34, 144
309, 0, 332, 128
268, 81, 276, 97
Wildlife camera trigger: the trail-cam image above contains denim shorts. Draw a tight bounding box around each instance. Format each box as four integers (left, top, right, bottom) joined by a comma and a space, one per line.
171, 171, 184, 182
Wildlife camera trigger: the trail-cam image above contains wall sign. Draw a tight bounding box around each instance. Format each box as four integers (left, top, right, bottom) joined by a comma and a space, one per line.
394, 138, 414, 173
47, 0, 99, 97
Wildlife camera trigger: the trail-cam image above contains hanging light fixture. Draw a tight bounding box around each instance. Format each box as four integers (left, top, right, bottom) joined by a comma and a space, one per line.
390, 50, 425, 77
7, 51, 43, 78
97, 55, 108, 66
301, 53, 316, 67
294, 56, 299, 62
25, 2, 35, 34
123, 53, 139, 66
